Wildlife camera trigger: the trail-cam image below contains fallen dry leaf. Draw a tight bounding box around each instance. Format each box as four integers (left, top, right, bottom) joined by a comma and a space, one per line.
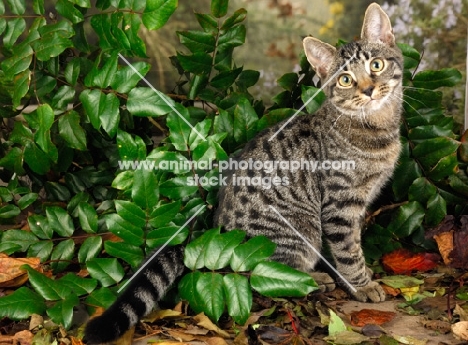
0, 256, 41, 288
205, 337, 229, 345
452, 321, 468, 341
454, 304, 468, 321
193, 313, 230, 338
382, 249, 439, 274
145, 309, 182, 322
433, 231, 454, 265
381, 284, 400, 297
349, 308, 396, 327
392, 334, 427, 345
13, 330, 33, 345
421, 320, 451, 334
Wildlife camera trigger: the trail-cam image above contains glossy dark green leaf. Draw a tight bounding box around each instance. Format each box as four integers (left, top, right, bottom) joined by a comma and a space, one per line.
277, 73, 298, 91
425, 193, 446, 226
50, 239, 75, 273
127, 87, 175, 117
44, 182, 71, 201
177, 52, 212, 75
223, 273, 251, 325
146, 150, 191, 174
211, 0, 228, 18
86, 258, 125, 287
25, 266, 72, 300
5, 0, 25, 14
31, 32, 73, 61
188, 73, 208, 100
112, 171, 134, 190
257, 108, 298, 132
236, 69, 260, 90
77, 202, 98, 233
184, 228, 220, 270
0, 148, 25, 175
33, 0, 44, 14
146, 225, 189, 249
122, 12, 147, 57
23, 141, 50, 174
47, 294, 79, 330
85, 287, 116, 312
78, 236, 102, 263
412, 137, 459, 169
12, 70, 30, 108
149, 200, 182, 228
428, 152, 458, 181
230, 236, 276, 272
115, 200, 146, 228
387, 201, 425, 238
3, 18, 25, 48
56, 0, 84, 23
104, 241, 144, 268
85, 51, 118, 88
132, 168, 159, 210
17, 193, 38, 210
159, 177, 199, 199
178, 271, 205, 314
250, 261, 318, 297
116, 129, 146, 161
218, 25, 246, 51
1, 44, 33, 78
167, 106, 192, 151
221, 8, 247, 30
301, 85, 326, 114
51, 85, 75, 110
0, 229, 38, 252
177, 30, 216, 53
45, 206, 74, 237
0, 204, 20, 219
27, 241, 53, 263
408, 177, 436, 204
392, 139, 423, 201
194, 13, 218, 33
79, 89, 120, 137
111, 61, 150, 93
28, 215, 53, 239
397, 43, 420, 70
204, 230, 246, 270
58, 111, 87, 150
213, 108, 235, 151
0, 287, 46, 320
105, 213, 144, 246
233, 97, 258, 144
413, 68, 462, 90
210, 67, 242, 89
142, 0, 177, 30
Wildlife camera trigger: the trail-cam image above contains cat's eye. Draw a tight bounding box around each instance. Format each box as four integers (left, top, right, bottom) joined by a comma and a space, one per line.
370, 58, 385, 72
338, 74, 353, 87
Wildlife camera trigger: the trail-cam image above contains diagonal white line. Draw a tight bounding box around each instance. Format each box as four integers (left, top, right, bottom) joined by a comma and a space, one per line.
118, 53, 206, 142
117, 204, 206, 293
268, 54, 357, 141
268, 205, 357, 293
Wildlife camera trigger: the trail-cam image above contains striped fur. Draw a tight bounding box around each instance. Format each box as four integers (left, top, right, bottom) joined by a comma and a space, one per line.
84, 4, 400, 343
214, 3, 402, 302
84, 246, 185, 344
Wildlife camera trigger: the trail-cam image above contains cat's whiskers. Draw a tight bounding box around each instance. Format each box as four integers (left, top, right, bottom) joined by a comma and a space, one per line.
389, 94, 422, 116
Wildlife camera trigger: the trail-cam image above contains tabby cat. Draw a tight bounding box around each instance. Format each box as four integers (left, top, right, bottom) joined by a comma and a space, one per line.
84, 3, 403, 343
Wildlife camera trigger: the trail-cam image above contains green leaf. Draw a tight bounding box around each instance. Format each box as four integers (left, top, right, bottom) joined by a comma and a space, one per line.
0, 204, 20, 219
50, 239, 75, 273
27, 241, 53, 262
177, 30, 216, 53
127, 87, 175, 117
177, 52, 212, 75
205, 230, 246, 270
86, 258, 125, 287
104, 241, 144, 268
33, 0, 44, 14
328, 309, 347, 335
397, 43, 420, 70
111, 61, 150, 93
147, 151, 191, 174
105, 213, 144, 246
178, 271, 204, 314
301, 85, 326, 114
47, 294, 79, 329
77, 202, 98, 233
146, 225, 189, 249
79, 90, 120, 137
3, 18, 25, 48
428, 153, 458, 181
218, 25, 246, 51
159, 177, 198, 199
211, 0, 228, 18
1, 43, 33, 78
233, 97, 258, 144
116, 130, 146, 161
12, 70, 30, 108
59, 274, 97, 296
425, 193, 446, 226
221, 8, 247, 30
412, 137, 459, 169
387, 201, 425, 238
210, 67, 242, 89
28, 215, 53, 239
408, 177, 436, 204
85, 287, 116, 310
115, 200, 146, 228
0, 148, 25, 175
0, 287, 46, 320
51, 85, 75, 110
6, 0, 26, 14
25, 267, 72, 300
142, 0, 178, 30
413, 68, 462, 90
277, 73, 298, 91
236, 69, 260, 90
31, 32, 73, 61
58, 111, 87, 150
230, 236, 276, 272
184, 228, 220, 270
45, 206, 74, 237
223, 273, 251, 324
257, 108, 298, 132
64, 58, 80, 85
194, 13, 218, 33
56, 0, 84, 23
167, 106, 193, 151
112, 171, 134, 190
78, 236, 102, 263
149, 200, 181, 228
85, 51, 118, 88
250, 261, 318, 297
132, 168, 159, 210
0, 229, 38, 253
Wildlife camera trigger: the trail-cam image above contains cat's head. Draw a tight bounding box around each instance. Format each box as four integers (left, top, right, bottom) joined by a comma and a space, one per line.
303, 3, 403, 115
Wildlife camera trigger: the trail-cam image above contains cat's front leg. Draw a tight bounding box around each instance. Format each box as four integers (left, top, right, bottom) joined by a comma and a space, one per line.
322, 221, 385, 302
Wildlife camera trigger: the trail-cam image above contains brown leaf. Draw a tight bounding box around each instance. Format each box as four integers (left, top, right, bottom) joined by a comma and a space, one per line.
382, 249, 439, 274
349, 309, 396, 327
421, 320, 451, 333
361, 324, 386, 337
205, 337, 229, 345
193, 313, 230, 338
12, 330, 33, 345
0, 256, 41, 288
433, 231, 454, 265
381, 284, 400, 297
449, 227, 468, 268
452, 321, 468, 341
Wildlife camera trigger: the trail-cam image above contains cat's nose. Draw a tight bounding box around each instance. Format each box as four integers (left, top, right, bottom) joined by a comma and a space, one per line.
362, 85, 375, 97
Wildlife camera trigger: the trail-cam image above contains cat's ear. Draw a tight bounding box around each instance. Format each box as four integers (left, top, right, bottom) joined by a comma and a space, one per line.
361, 3, 395, 46
303, 37, 336, 79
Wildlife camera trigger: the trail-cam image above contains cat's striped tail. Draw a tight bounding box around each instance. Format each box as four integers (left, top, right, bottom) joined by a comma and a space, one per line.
84, 245, 185, 344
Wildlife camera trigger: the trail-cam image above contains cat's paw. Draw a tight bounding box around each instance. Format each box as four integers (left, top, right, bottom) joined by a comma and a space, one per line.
351, 281, 385, 302
310, 272, 336, 292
